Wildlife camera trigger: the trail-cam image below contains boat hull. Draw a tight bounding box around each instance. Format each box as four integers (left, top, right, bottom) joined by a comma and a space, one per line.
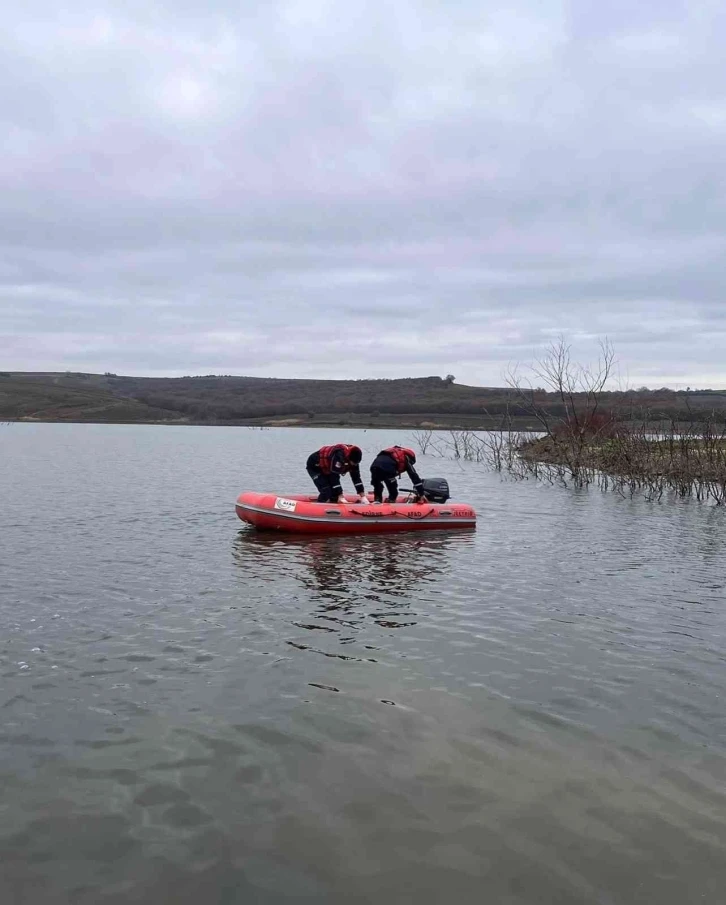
235, 492, 476, 534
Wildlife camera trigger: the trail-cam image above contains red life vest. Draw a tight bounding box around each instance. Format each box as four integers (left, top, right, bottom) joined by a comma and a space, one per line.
318, 444, 360, 475
382, 446, 416, 474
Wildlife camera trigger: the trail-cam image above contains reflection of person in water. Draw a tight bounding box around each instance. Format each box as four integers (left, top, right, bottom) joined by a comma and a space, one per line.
232, 530, 475, 663
232, 530, 471, 625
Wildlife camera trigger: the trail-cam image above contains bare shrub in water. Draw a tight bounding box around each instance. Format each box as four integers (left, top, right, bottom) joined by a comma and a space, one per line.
504, 336, 617, 487
411, 429, 434, 455
413, 339, 726, 504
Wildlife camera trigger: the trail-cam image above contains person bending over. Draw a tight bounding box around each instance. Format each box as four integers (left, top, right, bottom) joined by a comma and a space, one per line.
370, 446, 425, 503
306, 444, 368, 504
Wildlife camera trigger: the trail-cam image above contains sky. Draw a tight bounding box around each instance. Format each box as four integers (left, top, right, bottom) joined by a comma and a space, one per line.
2, 0, 726, 388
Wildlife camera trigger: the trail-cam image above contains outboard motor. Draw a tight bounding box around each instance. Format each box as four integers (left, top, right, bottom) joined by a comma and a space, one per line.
421, 477, 450, 503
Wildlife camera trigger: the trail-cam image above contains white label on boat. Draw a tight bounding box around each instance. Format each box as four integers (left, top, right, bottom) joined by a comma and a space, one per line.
274, 497, 297, 512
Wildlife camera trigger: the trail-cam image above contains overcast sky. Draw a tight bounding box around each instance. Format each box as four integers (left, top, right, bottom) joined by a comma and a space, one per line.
2, 1, 725, 387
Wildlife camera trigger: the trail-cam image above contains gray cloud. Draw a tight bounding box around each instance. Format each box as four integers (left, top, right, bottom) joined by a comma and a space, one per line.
1, 0, 726, 386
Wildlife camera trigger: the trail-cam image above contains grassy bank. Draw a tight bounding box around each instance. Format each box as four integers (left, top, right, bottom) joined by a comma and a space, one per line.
412, 419, 726, 504
516, 426, 726, 500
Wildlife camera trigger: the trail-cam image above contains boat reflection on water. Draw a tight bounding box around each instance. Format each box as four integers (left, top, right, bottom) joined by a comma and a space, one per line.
232, 527, 475, 633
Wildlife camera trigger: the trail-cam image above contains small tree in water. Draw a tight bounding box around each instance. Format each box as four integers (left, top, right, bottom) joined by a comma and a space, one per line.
504, 336, 617, 485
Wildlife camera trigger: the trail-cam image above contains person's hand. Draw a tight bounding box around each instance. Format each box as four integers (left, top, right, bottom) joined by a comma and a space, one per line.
357, 495, 370, 505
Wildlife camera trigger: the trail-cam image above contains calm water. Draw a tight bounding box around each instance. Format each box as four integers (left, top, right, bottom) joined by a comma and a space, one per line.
2, 424, 726, 904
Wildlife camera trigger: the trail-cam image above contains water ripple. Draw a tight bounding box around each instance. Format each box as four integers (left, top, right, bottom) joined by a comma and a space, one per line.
2, 425, 726, 903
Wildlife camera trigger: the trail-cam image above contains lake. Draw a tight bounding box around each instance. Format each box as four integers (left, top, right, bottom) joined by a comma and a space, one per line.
2, 423, 726, 904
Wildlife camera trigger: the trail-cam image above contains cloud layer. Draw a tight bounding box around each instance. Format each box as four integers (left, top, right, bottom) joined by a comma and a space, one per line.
2, 0, 726, 386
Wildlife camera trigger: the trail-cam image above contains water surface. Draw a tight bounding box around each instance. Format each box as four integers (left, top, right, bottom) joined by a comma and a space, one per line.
2, 424, 726, 903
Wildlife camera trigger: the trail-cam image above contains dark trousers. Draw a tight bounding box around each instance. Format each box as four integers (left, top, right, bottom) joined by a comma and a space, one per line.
306, 456, 338, 502
370, 456, 399, 503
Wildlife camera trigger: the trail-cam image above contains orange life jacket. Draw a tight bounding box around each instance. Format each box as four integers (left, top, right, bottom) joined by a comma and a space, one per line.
382, 446, 416, 474
318, 444, 360, 475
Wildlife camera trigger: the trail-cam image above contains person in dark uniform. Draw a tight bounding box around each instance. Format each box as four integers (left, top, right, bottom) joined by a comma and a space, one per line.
369, 446, 425, 503
306, 444, 368, 504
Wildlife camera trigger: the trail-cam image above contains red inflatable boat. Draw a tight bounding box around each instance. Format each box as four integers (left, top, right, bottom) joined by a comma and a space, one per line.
235, 492, 476, 535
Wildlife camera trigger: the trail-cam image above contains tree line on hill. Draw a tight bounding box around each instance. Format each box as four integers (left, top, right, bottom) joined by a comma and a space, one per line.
1, 369, 725, 426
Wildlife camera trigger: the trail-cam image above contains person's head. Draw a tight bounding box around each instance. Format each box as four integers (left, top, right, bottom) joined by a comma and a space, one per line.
401, 446, 416, 464
348, 445, 363, 465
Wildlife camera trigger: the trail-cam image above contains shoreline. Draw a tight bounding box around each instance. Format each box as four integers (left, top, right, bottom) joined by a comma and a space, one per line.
5, 415, 544, 431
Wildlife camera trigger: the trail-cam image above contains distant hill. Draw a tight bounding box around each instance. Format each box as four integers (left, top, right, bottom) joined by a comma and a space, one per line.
1, 371, 725, 429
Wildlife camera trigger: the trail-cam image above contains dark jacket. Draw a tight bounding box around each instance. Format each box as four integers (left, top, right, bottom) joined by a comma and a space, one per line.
308, 445, 364, 497
372, 447, 424, 495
